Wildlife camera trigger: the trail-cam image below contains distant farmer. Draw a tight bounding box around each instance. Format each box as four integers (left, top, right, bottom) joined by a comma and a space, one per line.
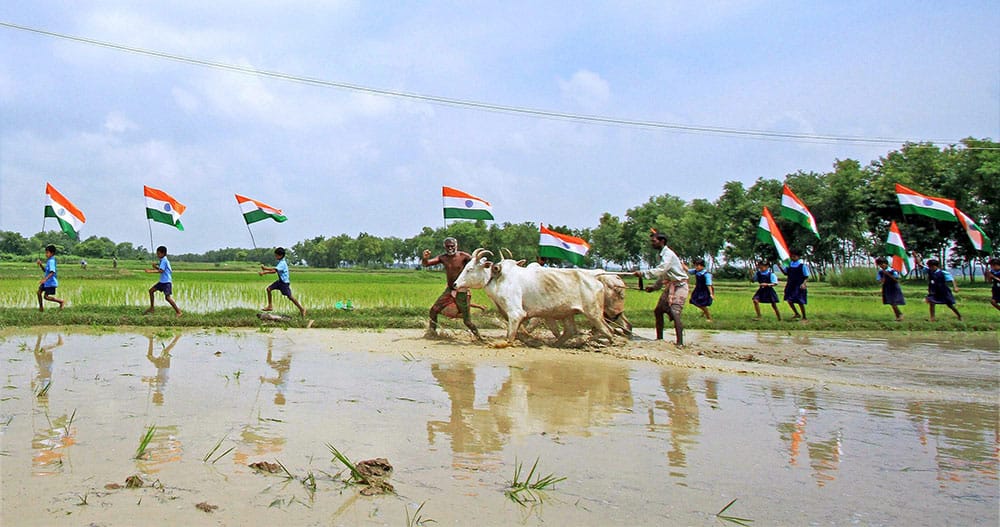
780, 249, 809, 322
36, 244, 65, 311
144, 245, 182, 317
634, 233, 687, 346
259, 247, 306, 317
874, 257, 905, 321
914, 255, 961, 322
421, 237, 481, 339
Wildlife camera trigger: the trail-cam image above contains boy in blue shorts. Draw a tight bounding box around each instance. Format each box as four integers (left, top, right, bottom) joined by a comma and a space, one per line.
36, 244, 65, 311
145, 245, 182, 317
260, 247, 306, 316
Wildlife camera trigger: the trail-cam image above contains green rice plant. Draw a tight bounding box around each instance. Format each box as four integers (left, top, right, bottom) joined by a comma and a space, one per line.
326, 443, 365, 483
134, 424, 156, 460
302, 471, 317, 493
405, 501, 436, 527
505, 457, 566, 506
202, 434, 234, 463
275, 459, 295, 480
75, 492, 89, 506
36, 381, 52, 398
65, 408, 76, 431
826, 267, 879, 288
715, 498, 754, 526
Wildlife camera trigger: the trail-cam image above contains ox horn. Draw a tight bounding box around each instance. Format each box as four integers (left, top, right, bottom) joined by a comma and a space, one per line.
471, 248, 493, 262
501, 247, 514, 260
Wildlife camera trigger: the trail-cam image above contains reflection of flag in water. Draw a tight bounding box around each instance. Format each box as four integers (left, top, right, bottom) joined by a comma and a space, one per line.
954, 207, 992, 253
538, 223, 589, 266
885, 221, 913, 274
895, 183, 956, 221
442, 186, 494, 221
44, 183, 86, 239
144, 186, 186, 231
757, 207, 790, 266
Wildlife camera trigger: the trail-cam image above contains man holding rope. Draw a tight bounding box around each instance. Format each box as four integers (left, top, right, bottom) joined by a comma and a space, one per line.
634, 232, 687, 347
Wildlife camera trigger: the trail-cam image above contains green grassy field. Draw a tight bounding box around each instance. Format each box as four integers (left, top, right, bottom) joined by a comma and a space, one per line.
1, 258, 996, 331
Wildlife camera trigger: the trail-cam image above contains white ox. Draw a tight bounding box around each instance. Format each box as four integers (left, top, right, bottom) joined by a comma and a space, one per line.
453, 249, 615, 345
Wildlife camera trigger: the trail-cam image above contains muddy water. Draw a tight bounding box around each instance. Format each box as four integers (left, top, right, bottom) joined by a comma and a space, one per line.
0, 329, 996, 526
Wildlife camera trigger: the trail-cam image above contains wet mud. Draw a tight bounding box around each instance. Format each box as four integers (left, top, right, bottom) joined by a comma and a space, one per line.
0, 328, 996, 526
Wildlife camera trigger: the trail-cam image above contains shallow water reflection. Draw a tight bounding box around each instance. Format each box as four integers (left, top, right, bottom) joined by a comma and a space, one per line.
0, 329, 996, 526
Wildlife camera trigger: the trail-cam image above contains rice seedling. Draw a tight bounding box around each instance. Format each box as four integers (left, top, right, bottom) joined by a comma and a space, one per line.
275, 459, 295, 480
302, 471, 317, 493
75, 492, 89, 506
36, 381, 52, 398
134, 424, 156, 460
202, 434, 234, 463
405, 501, 436, 527
65, 408, 77, 431
232, 370, 242, 381
505, 457, 566, 506
715, 498, 754, 526
401, 351, 417, 362
326, 443, 365, 483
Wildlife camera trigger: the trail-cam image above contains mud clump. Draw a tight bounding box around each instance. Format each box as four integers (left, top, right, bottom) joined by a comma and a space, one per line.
356, 458, 395, 495
124, 475, 144, 488
104, 483, 122, 490
249, 461, 282, 473
196, 502, 219, 513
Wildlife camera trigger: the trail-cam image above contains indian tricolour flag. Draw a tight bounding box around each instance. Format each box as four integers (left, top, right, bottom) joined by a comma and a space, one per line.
43, 183, 86, 240
538, 224, 589, 266
954, 208, 993, 253
442, 186, 494, 221
144, 185, 186, 231
757, 207, 790, 265
895, 184, 956, 222
236, 194, 287, 224
885, 220, 914, 274
780, 183, 820, 238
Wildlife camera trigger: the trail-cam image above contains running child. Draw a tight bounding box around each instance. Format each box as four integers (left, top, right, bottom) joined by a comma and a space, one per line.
688, 258, 714, 321
915, 255, 961, 322
259, 247, 306, 316
752, 261, 781, 320
144, 245, 182, 317
874, 257, 905, 321
780, 249, 809, 322
36, 244, 65, 311
987, 258, 1000, 311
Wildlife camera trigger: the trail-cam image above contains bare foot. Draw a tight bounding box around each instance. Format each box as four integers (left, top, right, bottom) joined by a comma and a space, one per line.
262, 306, 273, 312
175, 311, 183, 318
143, 308, 154, 315
895, 315, 904, 322
38, 307, 44, 312
423, 328, 439, 339
299, 309, 307, 317
58, 301, 65, 310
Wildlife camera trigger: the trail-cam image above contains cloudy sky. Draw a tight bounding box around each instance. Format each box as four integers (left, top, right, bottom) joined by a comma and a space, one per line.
1, 1, 997, 253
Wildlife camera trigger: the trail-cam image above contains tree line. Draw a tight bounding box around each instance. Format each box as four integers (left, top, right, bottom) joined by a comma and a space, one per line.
2, 139, 996, 276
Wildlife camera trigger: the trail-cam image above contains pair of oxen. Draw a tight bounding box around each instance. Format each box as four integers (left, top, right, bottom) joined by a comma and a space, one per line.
449, 248, 631, 345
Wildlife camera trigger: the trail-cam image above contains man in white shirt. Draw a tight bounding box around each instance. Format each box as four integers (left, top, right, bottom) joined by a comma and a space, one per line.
634, 233, 687, 346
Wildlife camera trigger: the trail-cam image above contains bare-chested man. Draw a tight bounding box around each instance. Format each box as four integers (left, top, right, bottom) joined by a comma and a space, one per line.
421, 237, 481, 339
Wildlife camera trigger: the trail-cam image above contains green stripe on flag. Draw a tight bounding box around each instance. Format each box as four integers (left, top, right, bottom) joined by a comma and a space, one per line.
899, 203, 957, 222
444, 208, 494, 220
243, 210, 288, 224
44, 205, 79, 239
146, 208, 184, 231
538, 245, 586, 266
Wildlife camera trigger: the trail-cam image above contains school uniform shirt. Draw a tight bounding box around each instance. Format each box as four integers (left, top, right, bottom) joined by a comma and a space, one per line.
991, 269, 1000, 302
158, 257, 173, 284
42, 256, 58, 288
921, 266, 955, 305
276, 259, 290, 283
876, 268, 906, 305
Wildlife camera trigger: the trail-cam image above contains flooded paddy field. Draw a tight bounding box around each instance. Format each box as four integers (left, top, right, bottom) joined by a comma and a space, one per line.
1, 328, 997, 526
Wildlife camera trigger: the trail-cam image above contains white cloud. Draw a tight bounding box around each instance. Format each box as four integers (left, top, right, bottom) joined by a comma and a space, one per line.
103, 112, 138, 133
559, 70, 611, 111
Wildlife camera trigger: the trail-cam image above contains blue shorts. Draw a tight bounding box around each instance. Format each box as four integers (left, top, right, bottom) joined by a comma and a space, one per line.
269, 280, 292, 298
38, 285, 57, 295
153, 282, 173, 296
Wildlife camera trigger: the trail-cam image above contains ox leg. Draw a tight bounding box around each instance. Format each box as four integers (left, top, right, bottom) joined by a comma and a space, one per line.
506, 313, 526, 344
584, 306, 615, 344
553, 317, 578, 346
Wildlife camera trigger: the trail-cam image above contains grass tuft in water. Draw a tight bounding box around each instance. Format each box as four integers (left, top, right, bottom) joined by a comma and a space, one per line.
505, 457, 566, 505
134, 424, 156, 460
202, 434, 234, 463
715, 498, 754, 526
326, 443, 366, 484
406, 500, 436, 526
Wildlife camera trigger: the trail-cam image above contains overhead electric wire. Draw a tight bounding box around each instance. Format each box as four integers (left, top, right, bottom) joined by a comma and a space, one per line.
1, 20, 992, 148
